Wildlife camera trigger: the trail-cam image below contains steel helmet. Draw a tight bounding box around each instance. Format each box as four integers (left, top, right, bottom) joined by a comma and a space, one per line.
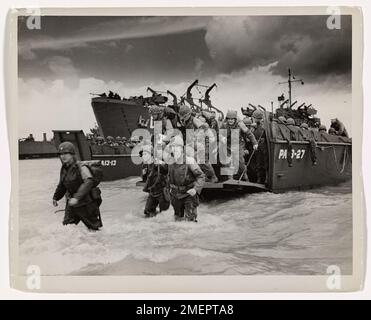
149, 105, 163, 115
278, 116, 286, 123
243, 117, 253, 126
58, 141, 75, 155
252, 110, 264, 120
106, 135, 114, 140
116, 136, 122, 141
300, 122, 309, 129
170, 135, 184, 147
319, 124, 327, 131
226, 110, 237, 119
286, 118, 295, 125
96, 136, 104, 141
328, 127, 336, 134
178, 105, 192, 121
185, 144, 195, 157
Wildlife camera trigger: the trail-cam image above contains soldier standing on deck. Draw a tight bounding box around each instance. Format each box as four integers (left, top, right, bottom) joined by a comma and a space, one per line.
220, 110, 258, 181
330, 118, 349, 138
178, 105, 218, 183
251, 110, 268, 184
167, 135, 205, 222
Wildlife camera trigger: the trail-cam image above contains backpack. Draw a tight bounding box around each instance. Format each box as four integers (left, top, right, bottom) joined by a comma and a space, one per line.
78, 160, 104, 207
78, 160, 103, 187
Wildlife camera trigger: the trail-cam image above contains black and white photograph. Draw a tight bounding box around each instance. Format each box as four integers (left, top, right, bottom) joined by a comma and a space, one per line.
7, 7, 366, 292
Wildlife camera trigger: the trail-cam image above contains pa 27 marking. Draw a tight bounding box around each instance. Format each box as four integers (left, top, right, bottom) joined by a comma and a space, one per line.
278, 149, 306, 160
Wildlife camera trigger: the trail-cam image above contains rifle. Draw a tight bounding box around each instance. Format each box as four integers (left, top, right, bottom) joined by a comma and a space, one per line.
167, 90, 178, 106
200, 83, 224, 120
185, 80, 201, 112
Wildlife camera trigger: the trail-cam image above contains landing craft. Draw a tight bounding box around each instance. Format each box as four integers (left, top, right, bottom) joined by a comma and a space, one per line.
53, 74, 352, 195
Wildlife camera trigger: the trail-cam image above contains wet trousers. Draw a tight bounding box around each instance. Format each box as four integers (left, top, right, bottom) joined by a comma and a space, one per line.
144, 193, 170, 217
63, 201, 103, 230
171, 194, 199, 221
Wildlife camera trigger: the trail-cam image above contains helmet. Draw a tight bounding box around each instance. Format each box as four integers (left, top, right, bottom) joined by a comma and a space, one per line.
58, 141, 75, 154
252, 110, 264, 120
116, 136, 122, 141
122, 137, 127, 141
300, 123, 309, 129
96, 136, 104, 141
170, 135, 184, 147
319, 124, 327, 131
328, 128, 336, 134
278, 116, 286, 123
178, 105, 192, 121
226, 110, 237, 119
243, 117, 253, 125
106, 136, 114, 141
185, 144, 195, 157
149, 106, 163, 115
331, 118, 337, 123
286, 118, 295, 125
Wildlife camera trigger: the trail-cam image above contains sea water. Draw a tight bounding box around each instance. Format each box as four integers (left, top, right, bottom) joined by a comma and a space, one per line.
17, 158, 352, 275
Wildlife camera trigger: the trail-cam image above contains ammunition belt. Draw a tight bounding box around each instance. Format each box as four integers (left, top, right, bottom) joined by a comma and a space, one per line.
170, 183, 194, 192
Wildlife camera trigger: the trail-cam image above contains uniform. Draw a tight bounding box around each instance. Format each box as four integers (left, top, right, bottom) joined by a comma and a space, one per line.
251, 110, 268, 184
143, 163, 170, 217
220, 111, 257, 180
53, 161, 102, 230
179, 105, 218, 182
330, 118, 349, 138
169, 156, 205, 221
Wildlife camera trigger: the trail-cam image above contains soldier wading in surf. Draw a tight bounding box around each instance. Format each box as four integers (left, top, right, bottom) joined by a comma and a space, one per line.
166, 135, 205, 222
52, 142, 103, 231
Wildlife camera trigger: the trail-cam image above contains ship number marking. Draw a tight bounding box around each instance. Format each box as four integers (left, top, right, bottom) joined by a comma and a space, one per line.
278, 149, 305, 160
101, 160, 117, 166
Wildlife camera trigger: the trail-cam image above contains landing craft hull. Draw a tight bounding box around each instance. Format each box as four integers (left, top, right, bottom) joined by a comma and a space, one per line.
269, 140, 352, 192
91, 154, 142, 181
87, 98, 352, 192
91, 98, 148, 139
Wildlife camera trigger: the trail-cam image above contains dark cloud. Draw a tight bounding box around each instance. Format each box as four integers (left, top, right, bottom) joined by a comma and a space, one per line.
18, 15, 352, 85
204, 16, 352, 82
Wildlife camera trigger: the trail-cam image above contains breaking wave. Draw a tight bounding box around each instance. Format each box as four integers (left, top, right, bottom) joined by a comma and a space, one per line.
18, 159, 352, 275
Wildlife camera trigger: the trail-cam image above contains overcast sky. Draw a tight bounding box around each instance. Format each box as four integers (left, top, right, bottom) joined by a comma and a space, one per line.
18, 15, 352, 139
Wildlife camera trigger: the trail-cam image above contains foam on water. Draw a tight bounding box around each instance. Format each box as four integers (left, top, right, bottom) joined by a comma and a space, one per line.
18, 159, 352, 275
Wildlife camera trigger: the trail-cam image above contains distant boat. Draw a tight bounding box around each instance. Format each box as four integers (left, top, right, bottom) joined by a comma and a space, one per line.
19, 133, 58, 160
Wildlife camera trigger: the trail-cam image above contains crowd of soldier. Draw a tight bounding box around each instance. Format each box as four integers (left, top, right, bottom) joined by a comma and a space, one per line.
87, 135, 142, 155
